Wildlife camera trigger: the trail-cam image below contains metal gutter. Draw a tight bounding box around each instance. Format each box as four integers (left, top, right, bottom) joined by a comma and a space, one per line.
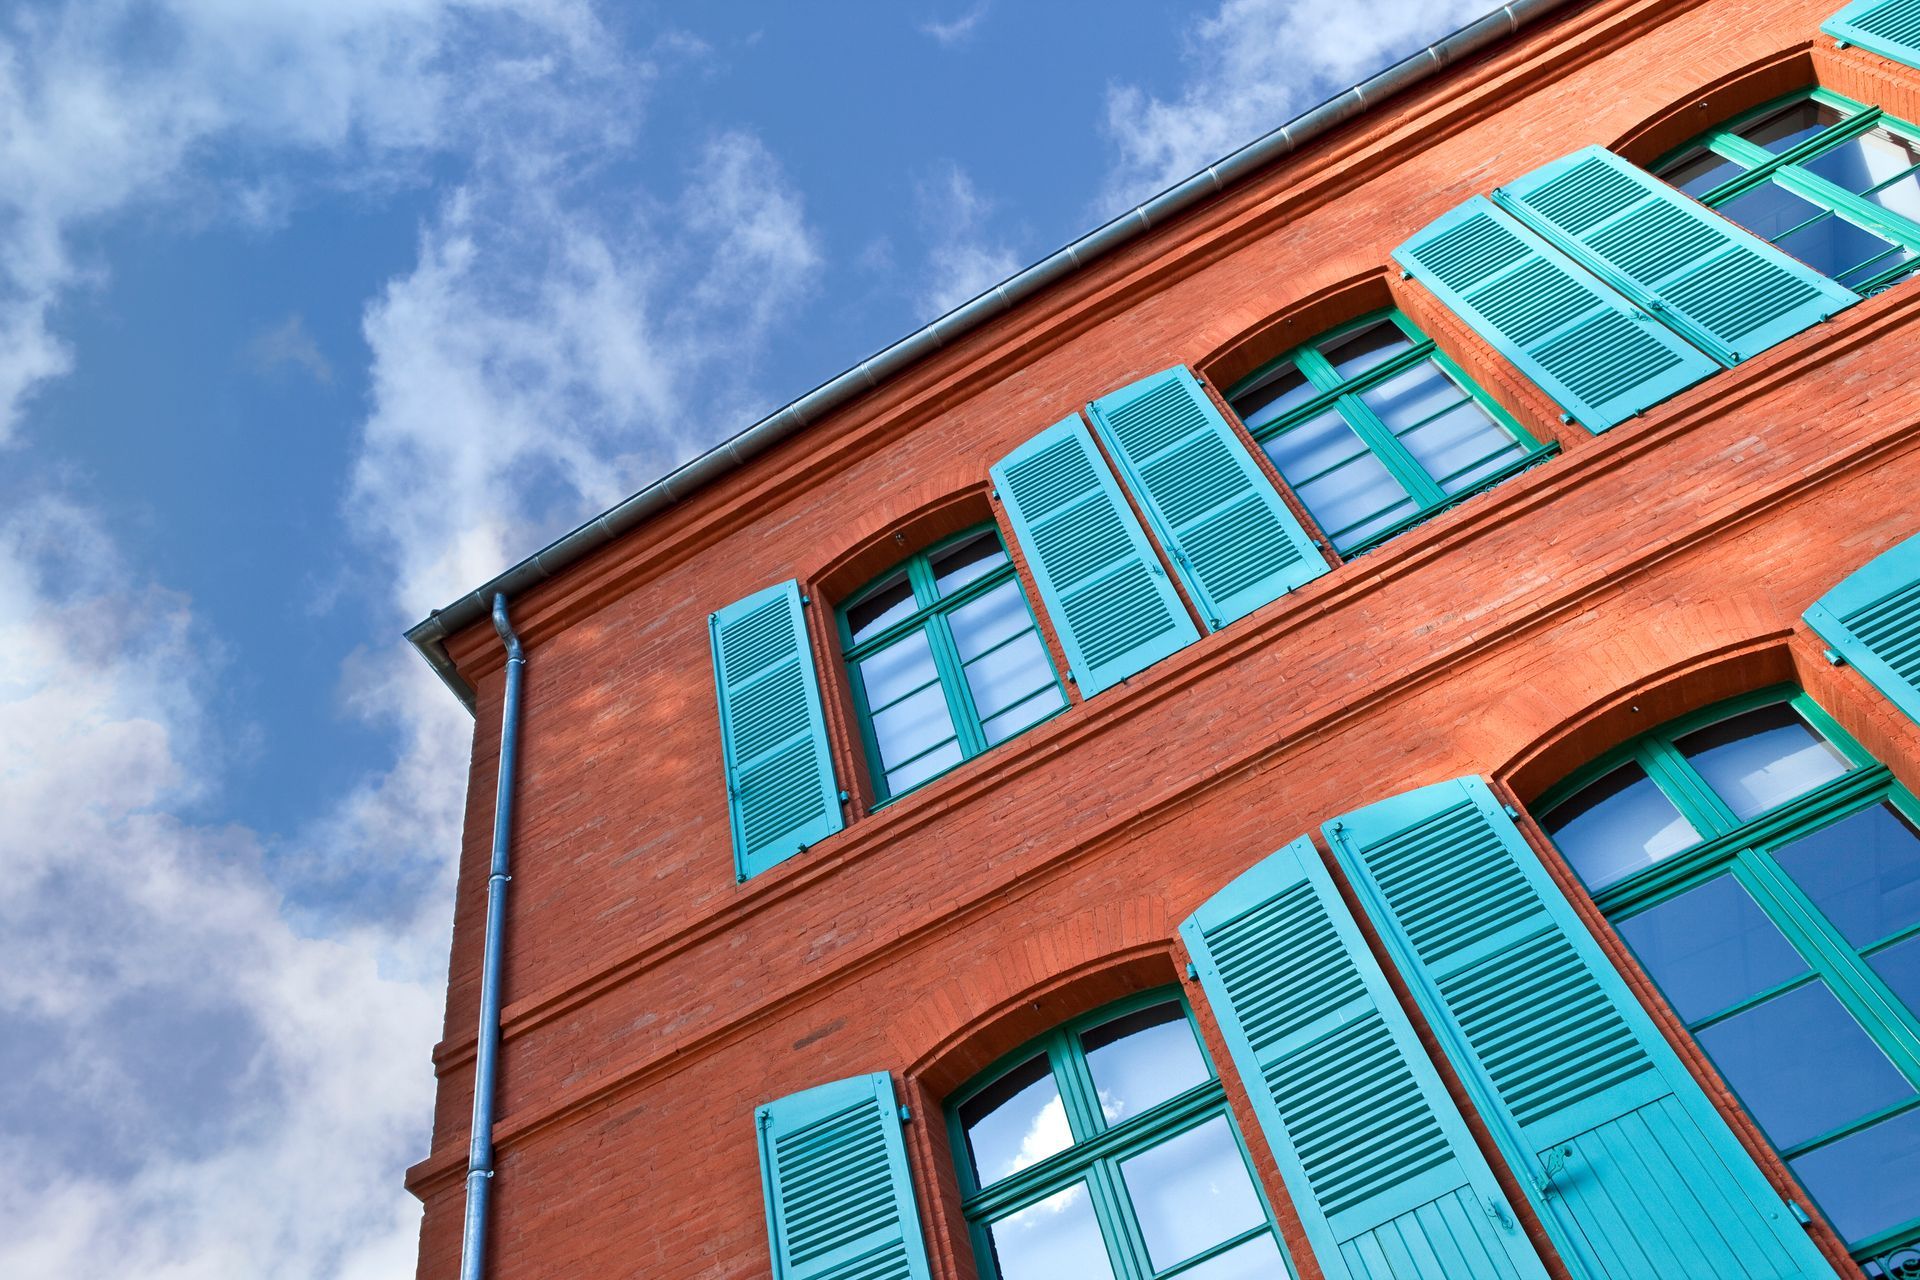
406, 0, 1582, 712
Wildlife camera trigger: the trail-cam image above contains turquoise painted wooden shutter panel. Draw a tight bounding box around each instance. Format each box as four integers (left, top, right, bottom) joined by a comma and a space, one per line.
991, 415, 1200, 696
1806, 528, 1920, 725
1825, 0, 1920, 69
711, 579, 842, 880
1495, 146, 1854, 366
1393, 197, 1717, 432
1181, 836, 1548, 1280
1086, 366, 1327, 628
756, 1073, 933, 1280
1325, 778, 1833, 1280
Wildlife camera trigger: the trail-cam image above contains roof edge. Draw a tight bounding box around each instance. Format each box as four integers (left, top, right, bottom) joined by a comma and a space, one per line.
408, 0, 1580, 713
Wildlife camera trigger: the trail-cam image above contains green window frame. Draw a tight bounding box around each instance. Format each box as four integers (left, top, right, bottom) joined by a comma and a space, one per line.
946, 990, 1293, 1280
1224, 308, 1555, 555
838, 525, 1066, 805
1536, 687, 1920, 1270
1653, 86, 1920, 296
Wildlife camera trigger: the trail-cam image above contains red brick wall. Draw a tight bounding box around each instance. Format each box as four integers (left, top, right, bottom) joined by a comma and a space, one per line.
409, 2, 1920, 1276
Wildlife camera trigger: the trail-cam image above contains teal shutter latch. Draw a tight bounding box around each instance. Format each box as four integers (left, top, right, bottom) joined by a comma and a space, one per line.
1493, 146, 1855, 367
1324, 777, 1837, 1279
1823, 0, 1920, 70
1393, 196, 1717, 433
990, 414, 1199, 696
1806, 527, 1920, 725
711, 579, 843, 880
1180, 835, 1549, 1280
756, 1072, 933, 1280
1086, 366, 1327, 628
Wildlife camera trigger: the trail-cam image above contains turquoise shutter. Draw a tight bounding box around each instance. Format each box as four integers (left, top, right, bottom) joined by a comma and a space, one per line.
991, 415, 1200, 696
756, 1073, 933, 1280
1086, 366, 1327, 628
1495, 146, 1854, 366
1325, 778, 1832, 1280
1393, 197, 1717, 432
1806, 528, 1920, 724
1825, 0, 1920, 69
1181, 836, 1548, 1280
711, 580, 842, 880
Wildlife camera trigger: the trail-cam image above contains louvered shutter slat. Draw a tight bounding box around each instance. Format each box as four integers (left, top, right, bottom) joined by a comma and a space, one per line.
1087, 366, 1327, 628
1496, 147, 1854, 365
1181, 836, 1548, 1280
757, 1073, 933, 1280
1326, 778, 1833, 1279
1806, 528, 1920, 724
1394, 197, 1718, 432
712, 580, 842, 880
1825, 0, 1920, 69
992, 415, 1199, 695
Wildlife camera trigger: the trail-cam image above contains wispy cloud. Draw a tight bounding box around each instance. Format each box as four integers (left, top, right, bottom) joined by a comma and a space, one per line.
913, 161, 1020, 319
920, 1, 992, 47
250, 314, 334, 386
1099, 0, 1493, 212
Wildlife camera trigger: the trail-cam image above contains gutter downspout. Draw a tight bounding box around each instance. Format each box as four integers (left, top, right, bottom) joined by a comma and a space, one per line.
460, 592, 525, 1280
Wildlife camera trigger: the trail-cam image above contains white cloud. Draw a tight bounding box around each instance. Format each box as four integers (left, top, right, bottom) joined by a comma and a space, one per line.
1100, 0, 1494, 211
920, 1, 991, 47
914, 161, 1021, 320
250, 313, 335, 385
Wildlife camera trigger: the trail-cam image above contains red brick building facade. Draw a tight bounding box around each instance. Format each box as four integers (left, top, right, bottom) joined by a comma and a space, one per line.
407, 2, 1920, 1276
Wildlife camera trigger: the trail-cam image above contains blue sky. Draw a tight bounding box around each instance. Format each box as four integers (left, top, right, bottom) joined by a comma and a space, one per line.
0, 1, 1494, 1274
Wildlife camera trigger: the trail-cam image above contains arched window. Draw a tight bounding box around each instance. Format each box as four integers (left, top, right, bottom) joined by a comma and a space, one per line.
1653, 87, 1920, 294
838, 525, 1065, 803
1536, 688, 1920, 1266
1225, 309, 1549, 554
946, 993, 1291, 1280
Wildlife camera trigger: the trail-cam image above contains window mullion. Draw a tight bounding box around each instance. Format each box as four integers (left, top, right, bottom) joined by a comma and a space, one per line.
1772, 164, 1920, 253
1640, 739, 1741, 836
1290, 345, 1343, 395
1332, 391, 1448, 507
1742, 846, 1920, 1082
1087, 1157, 1153, 1280
924, 613, 988, 758
1050, 1031, 1105, 1146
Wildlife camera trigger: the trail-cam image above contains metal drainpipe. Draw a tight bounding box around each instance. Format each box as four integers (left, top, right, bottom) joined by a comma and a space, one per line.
460, 592, 526, 1280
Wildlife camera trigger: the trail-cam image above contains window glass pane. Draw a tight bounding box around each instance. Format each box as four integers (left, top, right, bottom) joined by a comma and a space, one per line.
1081, 1003, 1210, 1126
1262, 410, 1413, 550
848, 571, 918, 645
1166, 1234, 1287, 1280
932, 531, 1008, 597
981, 686, 1065, 746
870, 683, 958, 772
1319, 319, 1414, 380
1789, 1106, 1920, 1246
1616, 876, 1808, 1022
1735, 99, 1845, 154
1800, 124, 1920, 198
1773, 804, 1920, 948
1357, 359, 1465, 431
1118, 1117, 1267, 1271
885, 739, 964, 796
1675, 703, 1850, 821
1393, 400, 1525, 495
1716, 180, 1829, 241
1233, 361, 1319, 431
1871, 933, 1920, 1017
1696, 980, 1915, 1149
987, 1182, 1118, 1280
964, 631, 1057, 721
1775, 211, 1905, 282
857, 629, 940, 710
1659, 146, 1745, 197
959, 1054, 1072, 1187
1543, 761, 1701, 891
949, 580, 1033, 662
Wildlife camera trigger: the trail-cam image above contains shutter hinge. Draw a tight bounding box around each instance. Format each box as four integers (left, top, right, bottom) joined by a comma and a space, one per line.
1825, 648, 1847, 667
1483, 1197, 1515, 1233
1538, 1146, 1569, 1197
1835, 37, 1851, 50
1788, 1200, 1812, 1226
838, 789, 850, 803
1398, 268, 1412, 281
1065, 672, 1076, 683
758, 1110, 771, 1129
709, 613, 718, 627
1503, 803, 1520, 818
899, 1104, 912, 1122
737, 872, 747, 884
801, 594, 811, 604
990, 488, 1000, 500
1149, 561, 1165, 577
1558, 413, 1573, 425
1184, 962, 1198, 980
